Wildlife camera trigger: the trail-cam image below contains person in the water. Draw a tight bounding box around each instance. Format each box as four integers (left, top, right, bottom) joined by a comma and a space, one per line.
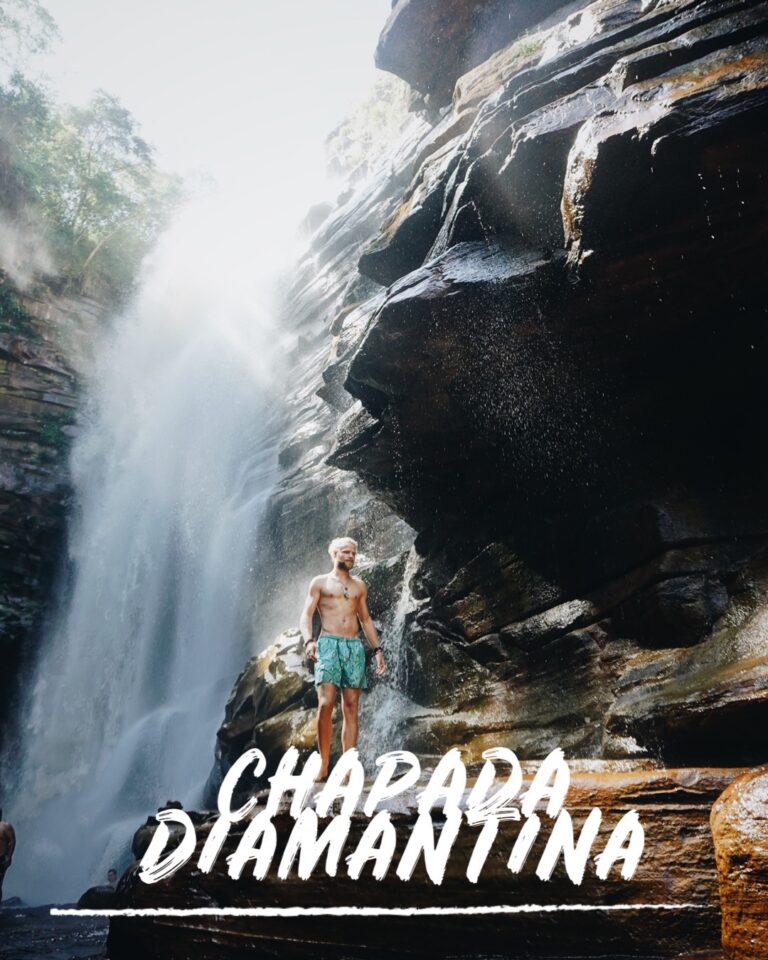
299, 537, 386, 781
0, 808, 15, 901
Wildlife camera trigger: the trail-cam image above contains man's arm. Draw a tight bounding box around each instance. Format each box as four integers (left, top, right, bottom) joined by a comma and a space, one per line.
300, 578, 321, 661
358, 583, 386, 676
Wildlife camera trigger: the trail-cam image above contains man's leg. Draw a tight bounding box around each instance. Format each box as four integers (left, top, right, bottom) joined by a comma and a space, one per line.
316, 683, 337, 780
341, 687, 361, 752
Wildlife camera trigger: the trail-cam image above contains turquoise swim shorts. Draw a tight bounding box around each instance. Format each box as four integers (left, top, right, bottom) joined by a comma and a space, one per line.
314, 633, 368, 690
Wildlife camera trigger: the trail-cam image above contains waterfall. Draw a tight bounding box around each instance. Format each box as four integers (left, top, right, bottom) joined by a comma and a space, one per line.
360, 547, 424, 767
1, 197, 287, 905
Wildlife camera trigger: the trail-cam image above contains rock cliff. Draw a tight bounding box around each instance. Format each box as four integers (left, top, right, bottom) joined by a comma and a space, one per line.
119, 0, 768, 954
0, 277, 104, 751
220, 0, 768, 778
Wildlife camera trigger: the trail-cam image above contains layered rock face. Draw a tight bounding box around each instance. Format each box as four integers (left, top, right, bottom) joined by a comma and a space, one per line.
216, 0, 768, 778
201, 123, 429, 798
0, 279, 102, 751
235, 125, 428, 648
118, 1, 768, 955
327, 0, 768, 769
375, 0, 571, 108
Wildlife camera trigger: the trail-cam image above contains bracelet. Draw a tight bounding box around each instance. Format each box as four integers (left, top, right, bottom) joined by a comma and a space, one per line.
303, 638, 317, 647
372, 647, 383, 654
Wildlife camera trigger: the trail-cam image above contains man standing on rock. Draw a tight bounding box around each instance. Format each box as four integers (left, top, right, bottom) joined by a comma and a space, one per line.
0, 808, 15, 901
300, 537, 386, 780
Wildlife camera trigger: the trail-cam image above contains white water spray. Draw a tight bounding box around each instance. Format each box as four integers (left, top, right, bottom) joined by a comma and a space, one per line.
2, 195, 290, 904
361, 548, 424, 766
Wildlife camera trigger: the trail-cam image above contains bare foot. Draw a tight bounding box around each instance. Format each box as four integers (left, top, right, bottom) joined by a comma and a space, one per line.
314, 768, 328, 783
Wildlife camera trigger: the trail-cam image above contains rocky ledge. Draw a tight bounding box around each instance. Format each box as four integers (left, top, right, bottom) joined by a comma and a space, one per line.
110, 765, 739, 959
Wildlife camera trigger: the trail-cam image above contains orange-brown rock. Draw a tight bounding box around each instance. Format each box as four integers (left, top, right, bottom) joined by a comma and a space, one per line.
109, 766, 740, 958
711, 766, 768, 959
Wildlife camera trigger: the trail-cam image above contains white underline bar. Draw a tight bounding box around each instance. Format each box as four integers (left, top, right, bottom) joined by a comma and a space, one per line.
51, 903, 710, 918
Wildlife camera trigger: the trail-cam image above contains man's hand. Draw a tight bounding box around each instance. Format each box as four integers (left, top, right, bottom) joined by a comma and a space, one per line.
375, 649, 386, 676
304, 639, 318, 662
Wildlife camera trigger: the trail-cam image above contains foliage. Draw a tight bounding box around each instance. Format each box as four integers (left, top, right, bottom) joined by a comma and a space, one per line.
325, 74, 412, 182
514, 32, 545, 60
39, 412, 70, 450
0, 0, 60, 67
0, 279, 34, 333
0, 1, 183, 302
0, 72, 183, 300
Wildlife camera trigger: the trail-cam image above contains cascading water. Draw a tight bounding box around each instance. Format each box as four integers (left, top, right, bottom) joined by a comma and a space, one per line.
360, 547, 425, 767
2, 196, 288, 905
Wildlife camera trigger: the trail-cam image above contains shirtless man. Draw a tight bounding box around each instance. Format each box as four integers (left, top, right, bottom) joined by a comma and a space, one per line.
0, 808, 15, 901
300, 537, 386, 780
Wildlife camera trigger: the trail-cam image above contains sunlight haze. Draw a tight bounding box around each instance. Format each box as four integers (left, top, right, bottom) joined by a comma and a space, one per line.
39, 1, 393, 229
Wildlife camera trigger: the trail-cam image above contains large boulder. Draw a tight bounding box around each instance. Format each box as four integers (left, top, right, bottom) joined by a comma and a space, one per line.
711, 766, 768, 959
207, 632, 317, 805
76, 884, 116, 908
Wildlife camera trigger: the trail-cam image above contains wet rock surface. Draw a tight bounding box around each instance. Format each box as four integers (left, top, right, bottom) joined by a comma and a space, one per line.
376, 0, 574, 107
117, 0, 768, 955
0, 282, 104, 753
111, 766, 739, 959
326, 0, 768, 768
711, 766, 768, 960
210, 633, 317, 798
238, 121, 423, 657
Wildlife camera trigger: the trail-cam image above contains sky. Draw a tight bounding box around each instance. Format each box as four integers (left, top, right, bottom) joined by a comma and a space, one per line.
37, 0, 393, 225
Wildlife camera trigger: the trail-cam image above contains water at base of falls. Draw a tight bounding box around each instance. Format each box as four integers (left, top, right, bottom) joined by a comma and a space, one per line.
0, 908, 675, 960
1, 200, 286, 905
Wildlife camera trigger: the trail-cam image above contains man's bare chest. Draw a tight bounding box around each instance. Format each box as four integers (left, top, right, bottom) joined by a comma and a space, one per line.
319, 576, 361, 604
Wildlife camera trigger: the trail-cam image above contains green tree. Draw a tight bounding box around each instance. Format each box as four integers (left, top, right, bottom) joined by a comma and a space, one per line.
0, 74, 182, 298
41, 90, 183, 295
326, 74, 411, 181
0, 0, 60, 67
0, 1, 181, 300
0, 70, 52, 190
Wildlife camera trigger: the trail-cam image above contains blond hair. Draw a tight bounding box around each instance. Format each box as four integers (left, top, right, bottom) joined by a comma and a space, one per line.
328, 536, 358, 558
